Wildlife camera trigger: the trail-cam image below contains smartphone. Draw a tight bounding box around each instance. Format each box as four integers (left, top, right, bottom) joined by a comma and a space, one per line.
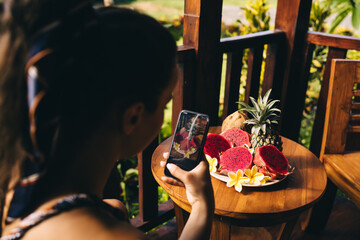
164, 110, 210, 181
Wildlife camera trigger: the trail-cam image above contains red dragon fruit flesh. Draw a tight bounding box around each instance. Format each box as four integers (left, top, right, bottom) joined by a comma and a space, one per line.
204, 133, 231, 162
221, 128, 251, 147
219, 146, 253, 173
253, 145, 289, 176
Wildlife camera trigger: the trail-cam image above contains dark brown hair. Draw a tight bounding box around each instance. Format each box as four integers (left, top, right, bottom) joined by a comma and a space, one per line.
0, 0, 176, 201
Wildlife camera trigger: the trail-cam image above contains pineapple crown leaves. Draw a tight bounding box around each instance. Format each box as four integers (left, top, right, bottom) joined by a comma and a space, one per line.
237, 89, 281, 135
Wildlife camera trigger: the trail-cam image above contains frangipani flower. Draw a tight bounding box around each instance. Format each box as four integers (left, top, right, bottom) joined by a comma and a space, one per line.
205, 155, 218, 173
244, 166, 264, 185
260, 175, 271, 184
227, 169, 250, 192
174, 143, 180, 151
184, 151, 190, 158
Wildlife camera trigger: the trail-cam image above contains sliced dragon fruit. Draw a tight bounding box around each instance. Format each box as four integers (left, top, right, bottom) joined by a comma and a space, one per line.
180, 138, 198, 150
221, 128, 251, 147
204, 134, 231, 162
253, 145, 289, 179
174, 131, 188, 143
219, 146, 253, 173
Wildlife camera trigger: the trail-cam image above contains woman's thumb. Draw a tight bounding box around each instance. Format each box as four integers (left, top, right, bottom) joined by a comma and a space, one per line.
166, 163, 187, 181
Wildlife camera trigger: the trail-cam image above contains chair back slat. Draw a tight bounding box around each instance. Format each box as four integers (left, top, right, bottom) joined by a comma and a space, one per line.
222, 51, 244, 121
320, 60, 360, 159
310, 47, 348, 157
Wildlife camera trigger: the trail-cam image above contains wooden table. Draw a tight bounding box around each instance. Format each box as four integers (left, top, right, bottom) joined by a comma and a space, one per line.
151, 127, 327, 240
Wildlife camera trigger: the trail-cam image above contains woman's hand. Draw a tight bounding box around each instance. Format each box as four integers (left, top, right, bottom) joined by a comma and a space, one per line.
160, 153, 214, 240
160, 154, 214, 207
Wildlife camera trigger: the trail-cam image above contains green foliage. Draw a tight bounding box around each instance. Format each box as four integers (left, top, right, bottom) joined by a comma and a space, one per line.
117, 157, 139, 218
309, 0, 331, 32
158, 16, 184, 42
328, 0, 360, 33
239, 0, 271, 34
298, 0, 332, 148
221, 0, 271, 38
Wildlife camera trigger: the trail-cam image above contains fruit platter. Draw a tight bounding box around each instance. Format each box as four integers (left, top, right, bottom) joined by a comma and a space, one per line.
204, 89, 294, 192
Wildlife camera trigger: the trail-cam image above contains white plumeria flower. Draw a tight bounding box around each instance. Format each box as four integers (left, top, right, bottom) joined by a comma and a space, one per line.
205, 155, 218, 173
260, 175, 271, 184
227, 169, 250, 192
174, 143, 180, 151
244, 166, 264, 185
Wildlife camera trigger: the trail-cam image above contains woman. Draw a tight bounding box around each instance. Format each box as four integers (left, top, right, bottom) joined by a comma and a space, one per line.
0, 0, 214, 239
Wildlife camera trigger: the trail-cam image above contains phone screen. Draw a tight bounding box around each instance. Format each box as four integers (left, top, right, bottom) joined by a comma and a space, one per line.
165, 110, 209, 178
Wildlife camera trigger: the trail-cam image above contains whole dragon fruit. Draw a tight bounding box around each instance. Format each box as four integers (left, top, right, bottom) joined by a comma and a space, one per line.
204, 134, 231, 162
221, 128, 251, 147
219, 146, 252, 173
253, 145, 290, 179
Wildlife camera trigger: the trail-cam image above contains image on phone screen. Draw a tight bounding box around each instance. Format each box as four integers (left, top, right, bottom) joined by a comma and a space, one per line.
168, 111, 209, 165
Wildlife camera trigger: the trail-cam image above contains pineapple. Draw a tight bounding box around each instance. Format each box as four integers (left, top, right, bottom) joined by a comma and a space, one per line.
238, 89, 283, 151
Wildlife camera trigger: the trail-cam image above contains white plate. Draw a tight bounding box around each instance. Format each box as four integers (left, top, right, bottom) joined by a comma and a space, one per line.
210, 171, 287, 187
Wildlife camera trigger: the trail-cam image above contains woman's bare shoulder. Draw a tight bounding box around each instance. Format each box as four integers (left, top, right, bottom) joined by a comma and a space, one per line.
20, 206, 147, 240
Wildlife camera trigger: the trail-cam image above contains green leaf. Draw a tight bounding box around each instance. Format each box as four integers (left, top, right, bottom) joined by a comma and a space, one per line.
237, 101, 252, 109
262, 89, 272, 104
250, 97, 261, 112
352, 5, 360, 29
328, 8, 351, 33
244, 119, 258, 124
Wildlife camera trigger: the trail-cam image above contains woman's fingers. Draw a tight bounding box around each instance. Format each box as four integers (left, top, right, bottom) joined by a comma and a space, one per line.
161, 176, 184, 187
166, 163, 188, 182
160, 160, 166, 168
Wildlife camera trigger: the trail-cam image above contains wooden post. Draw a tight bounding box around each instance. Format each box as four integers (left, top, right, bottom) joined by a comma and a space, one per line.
138, 138, 159, 221
183, 0, 223, 125
274, 0, 312, 141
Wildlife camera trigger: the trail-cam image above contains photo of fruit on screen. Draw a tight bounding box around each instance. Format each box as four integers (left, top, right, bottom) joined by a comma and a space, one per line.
165, 110, 209, 179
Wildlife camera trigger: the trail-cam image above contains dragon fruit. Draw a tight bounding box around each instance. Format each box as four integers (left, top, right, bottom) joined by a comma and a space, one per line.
219, 146, 252, 173
180, 138, 197, 150
204, 134, 231, 162
174, 131, 189, 143
253, 145, 289, 179
221, 128, 251, 147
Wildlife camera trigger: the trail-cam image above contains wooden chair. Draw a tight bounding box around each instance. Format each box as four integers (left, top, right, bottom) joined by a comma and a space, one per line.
318, 59, 360, 212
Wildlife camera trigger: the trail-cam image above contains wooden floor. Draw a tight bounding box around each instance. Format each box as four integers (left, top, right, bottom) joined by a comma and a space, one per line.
148, 195, 360, 240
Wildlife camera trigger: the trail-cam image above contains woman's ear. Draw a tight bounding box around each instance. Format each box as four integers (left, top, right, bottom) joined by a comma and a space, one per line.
121, 102, 145, 135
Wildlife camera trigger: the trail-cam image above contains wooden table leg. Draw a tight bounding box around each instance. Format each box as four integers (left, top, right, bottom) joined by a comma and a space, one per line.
210, 216, 231, 240
276, 216, 299, 240
173, 203, 189, 238
302, 179, 337, 233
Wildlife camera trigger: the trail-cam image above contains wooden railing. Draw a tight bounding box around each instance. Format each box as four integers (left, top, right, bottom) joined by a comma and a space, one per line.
219, 30, 286, 120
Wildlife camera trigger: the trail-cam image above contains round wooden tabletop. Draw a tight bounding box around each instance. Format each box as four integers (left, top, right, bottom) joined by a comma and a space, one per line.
151, 127, 327, 226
